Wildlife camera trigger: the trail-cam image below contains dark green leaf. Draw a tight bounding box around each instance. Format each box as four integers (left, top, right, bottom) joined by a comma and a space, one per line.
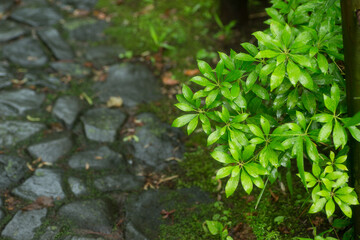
252, 84, 270, 100
291, 54, 312, 68
241, 43, 259, 56
270, 62, 286, 91
301, 90, 316, 114
287, 89, 299, 109
219, 52, 235, 70
324, 94, 336, 113
225, 70, 242, 82
333, 120, 347, 149
317, 53, 329, 74
296, 137, 306, 187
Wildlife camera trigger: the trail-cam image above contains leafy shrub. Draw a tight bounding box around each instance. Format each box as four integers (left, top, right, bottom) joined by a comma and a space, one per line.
172, 0, 360, 233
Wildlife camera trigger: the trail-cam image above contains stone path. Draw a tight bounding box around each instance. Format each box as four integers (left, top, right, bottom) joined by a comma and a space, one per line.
0, 1, 212, 239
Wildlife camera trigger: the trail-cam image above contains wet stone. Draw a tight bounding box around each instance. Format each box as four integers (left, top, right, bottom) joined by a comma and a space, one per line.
0, 155, 27, 190
0, 21, 26, 42
0, 64, 12, 89
125, 188, 213, 240
11, 7, 62, 27
65, 236, 105, 240
0, 121, 46, 147
39, 226, 60, 240
52, 96, 82, 128
24, 72, 66, 90
12, 168, 65, 201
20, 0, 49, 7
27, 133, 73, 163
68, 177, 87, 197
84, 45, 124, 68
94, 173, 144, 192
0, 89, 45, 117
1, 208, 47, 240
38, 28, 74, 60
56, 0, 98, 11
3, 38, 48, 67
58, 199, 114, 234
68, 146, 126, 170
0, 1, 13, 14
127, 113, 184, 171
94, 63, 161, 107
64, 19, 108, 42
50, 62, 90, 78
81, 108, 127, 143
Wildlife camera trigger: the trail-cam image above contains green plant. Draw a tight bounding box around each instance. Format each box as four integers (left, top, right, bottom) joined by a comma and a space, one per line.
172, 0, 360, 237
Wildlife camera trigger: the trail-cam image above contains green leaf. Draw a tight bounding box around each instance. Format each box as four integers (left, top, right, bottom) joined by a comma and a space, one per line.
241, 170, 253, 194
252, 84, 269, 100
318, 121, 333, 142
331, 83, 340, 108
333, 120, 347, 149
291, 54, 312, 68
334, 197, 352, 218
225, 70, 243, 82
232, 113, 249, 123
190, 76, 213, 86
308, 198, 327, 213
343, 111, 360, 127
312, 113, 333, 123
235, 53, 256, 61
348, 126, 360, 142
291, 31, 312, 48
211, 151, 236, 163
221, 87, 232, 100
219, 52, 235, 70
226, 170, 240, 197
336, 187, 354, 195
216, 166, 234, 179
305, 137, 319, 162
252, 176, 265, 188
287, 89, 299, 109
241, 43, 259, 56
187, 115, 198, 135
317, 53, 329, 74
325, 198, 335, 218
253, 31, 280, 50
255, 50, 280, 59
246, 71, 258, 92
182, 84, 193, 101
260, 116, 270, 135
296, 111, 306, 130
296, 137, 306, 187
244, 162, 267, 177
287, 59, 301, 86
270, 62, 285, 91
242, 144, 256, 160
298, 70, 314, 90
260, 62, 276, 80
324, 94, 336, 113
200, 114, 211, 134
206, 220, 222, 235
207, 127, 226, 146
248, 124, 264, 139
206, 89, 219, 107
215, 60, 224, 80
337, 194, 360, 205
282, 24, 292, 47
234, 93, 247, 108
172, 114, 197, 127
175, 103, 195, 112
231, 83, 240, 99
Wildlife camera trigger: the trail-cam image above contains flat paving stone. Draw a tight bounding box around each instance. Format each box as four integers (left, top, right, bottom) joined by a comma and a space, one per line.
68, 146, 126, 170
58, 199, 114, 234
52, 96, 82, 128
1, 208, 47, 240
0, 89, 45, 117
0, 20, 26, 42
0, 64, 12, 89
94, 173, 144, 192
127, 113, 184, 171
68, 177, 87, 197
12, 168, 65, 201
0, 121, 46, 147
3, 38, 48, 67
50, 62, 90, 78
84, 45, 124, 68
24, 71, 66, 90
0, 155, 27, 190
39, 226, 59, 240
38, 28, 74, 60
125, 188, 213, 240
94, 63, 161, 107
0, 1, 13, 14
64, 18, 108, 42
11, 6, 62, 27
27, 133, 73, 163
64, 236, 105, 240
56, 0, 98, 10
81, 108, 127, 143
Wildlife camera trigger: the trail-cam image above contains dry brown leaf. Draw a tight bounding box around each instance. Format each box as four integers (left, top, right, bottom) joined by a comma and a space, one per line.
22, 196, 54, 211
107, 96, 123, 108
183, 69, 200, 76
85, 162, 90, 170
162, 72, 179, 86
73, 9, 90, 17
95, 156, 103, 160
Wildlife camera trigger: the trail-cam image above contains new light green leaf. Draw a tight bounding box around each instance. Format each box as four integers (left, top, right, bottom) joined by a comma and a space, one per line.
298, 70, 314, 90
225, 171, 240, 197
325, 198, 335, 218
241, 170, 253, 194
190, 76, 213, 86
317, 53, 329, 74
175, 103, 195, 112
252, 84, 270, 100
235, 53, 256, 61
291, 31, 312, 48
205, 89, 219, 107
182, 84, 193, 101
248, 124, 264, 139
318, 121, 333, 142
287, 59, 301, 86
255, 50, 280, 59
241, 42, 259, 56
308, 198, 327, 213
216, 166, 235, 179
207, 127, 225, 146
260, 116, 270, 135
333, 120, 347, 149
211, 151, 236, 163
172, 114, 197, 127
291, 54, 312, 68
324, 94, 336, 113
187, 115, 198, 135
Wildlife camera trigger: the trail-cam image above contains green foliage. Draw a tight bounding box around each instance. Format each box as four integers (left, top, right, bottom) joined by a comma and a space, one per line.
173, 0, 359, 233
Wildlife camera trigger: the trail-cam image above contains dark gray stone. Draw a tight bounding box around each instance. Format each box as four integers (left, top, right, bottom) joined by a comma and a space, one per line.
68, 146, 126, 170
38, 28, 74, 60
64, 19, 108, 42
127, 113, 184, 171
39, 226, 59, 240
0, 210, 3, 221
0, 21, 26, 42
68, 177, 87, 197
52, 96, 82, 128
64, 236, 105, 240
58, 199, 114, 234
56, 0, 98, 10
0, 65, 12, 89
0, 121, 46, 147
27, 133, 73, 163
81, 108, 127, 143
0, 89, 45, 117
3, 38, 48, 67
50, 62, 90, 78
20, 0, 49, 6
12, 168, 65, 201
125, 188, 213, 240
94, 63, 161, 107
0, 155, 27, 190
11, 7, 62, 27
24, 72, 66, 90
1, 208, 47, 240
0, 1, 13, 14
94, 173, 144, 192
85, 45, 124, 68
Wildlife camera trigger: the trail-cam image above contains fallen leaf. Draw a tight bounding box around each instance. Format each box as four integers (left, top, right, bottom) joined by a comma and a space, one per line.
183, 69, 200, 76
73, 9, 90, 17
107, 96, 123, 108
23, 196, 54, 211
162, 72, 179, 86
95, 156, 103, 160
269, 189, 279, 202
85, 163, 90, 170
